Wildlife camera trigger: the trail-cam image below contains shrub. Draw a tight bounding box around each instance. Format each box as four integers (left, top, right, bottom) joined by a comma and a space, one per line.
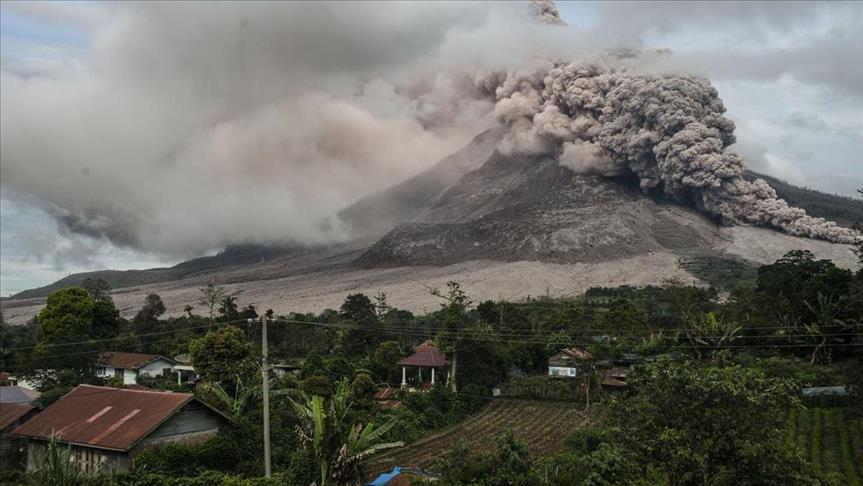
300, 375, 333, 397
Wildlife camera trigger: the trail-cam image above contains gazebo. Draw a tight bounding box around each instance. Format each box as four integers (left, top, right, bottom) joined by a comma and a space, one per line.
398, 340, 448, 389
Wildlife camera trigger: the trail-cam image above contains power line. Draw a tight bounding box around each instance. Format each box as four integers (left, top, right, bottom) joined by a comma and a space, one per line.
271, 318, 863, 350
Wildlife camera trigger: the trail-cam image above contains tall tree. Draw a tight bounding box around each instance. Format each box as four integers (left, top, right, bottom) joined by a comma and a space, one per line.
431, 281, 472, 393
189, 324, 255, 386
200, 283, 227, 328
33, 288, 98, 385
340, 294, 376, 323
81, 277, 111, 302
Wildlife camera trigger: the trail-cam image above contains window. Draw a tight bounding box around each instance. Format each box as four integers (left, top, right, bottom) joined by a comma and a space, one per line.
114, 368, 124, 378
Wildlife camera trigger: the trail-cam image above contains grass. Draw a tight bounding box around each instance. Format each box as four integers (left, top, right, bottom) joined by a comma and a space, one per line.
788, 408, 862, 485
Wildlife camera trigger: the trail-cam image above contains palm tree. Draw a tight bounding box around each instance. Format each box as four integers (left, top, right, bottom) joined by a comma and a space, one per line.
287, 379, 403, 486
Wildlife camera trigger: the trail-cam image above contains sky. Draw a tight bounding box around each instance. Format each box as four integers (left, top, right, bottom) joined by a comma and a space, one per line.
1, 0, 862, 296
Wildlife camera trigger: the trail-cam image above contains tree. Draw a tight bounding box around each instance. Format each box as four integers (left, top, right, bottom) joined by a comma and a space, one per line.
371, 341, 404, 384
81, 277, 111, 302
350, 373, 376, 401
340, 294, 376, 323
200, 283, 227, 328
286, 379, 403, 486
34, 288, 98, 380
135, 293, 166, 323
615, 357, 820, 485
373, 292, 391, 320
218, 296, 239, 321
431, 282, 472, 392
90, 298, 121, 340
189, 325, 255, 385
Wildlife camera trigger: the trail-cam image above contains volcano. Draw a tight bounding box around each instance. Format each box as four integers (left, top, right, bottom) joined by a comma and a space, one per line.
2, 130, 860, 323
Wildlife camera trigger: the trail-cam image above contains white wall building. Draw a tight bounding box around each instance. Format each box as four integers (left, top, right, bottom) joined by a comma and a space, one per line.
95, 352, 178, 385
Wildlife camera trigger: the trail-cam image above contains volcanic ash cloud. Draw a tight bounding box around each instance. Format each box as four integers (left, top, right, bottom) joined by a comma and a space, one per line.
478, 60, 860, 244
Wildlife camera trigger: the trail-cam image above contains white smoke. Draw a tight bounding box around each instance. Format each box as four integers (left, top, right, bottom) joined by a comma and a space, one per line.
479, 59, 860, 244
1, 0, 858, 264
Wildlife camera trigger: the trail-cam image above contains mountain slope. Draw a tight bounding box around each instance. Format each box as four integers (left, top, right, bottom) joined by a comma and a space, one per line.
6, 133, 861, 307
357, 152, 721, 266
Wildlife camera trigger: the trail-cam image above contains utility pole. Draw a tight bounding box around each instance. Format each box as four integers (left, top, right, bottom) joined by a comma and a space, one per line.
261, 314, 272, 477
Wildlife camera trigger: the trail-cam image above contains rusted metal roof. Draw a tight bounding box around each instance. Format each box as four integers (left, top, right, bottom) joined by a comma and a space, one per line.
97, 352, 173, 369
374, 387, 397, 400
1, 403, 36, 430
549, 348, 593, 366
11, 385, 195, 451
398, 342, 447, 368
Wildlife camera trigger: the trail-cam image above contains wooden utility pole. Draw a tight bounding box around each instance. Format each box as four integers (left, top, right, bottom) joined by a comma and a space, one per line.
261, 314, 272, 477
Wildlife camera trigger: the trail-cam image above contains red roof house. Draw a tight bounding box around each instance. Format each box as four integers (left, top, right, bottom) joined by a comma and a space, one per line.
13, 385, 229, 474
1, 402, 39, 469
96, 352, 178, 385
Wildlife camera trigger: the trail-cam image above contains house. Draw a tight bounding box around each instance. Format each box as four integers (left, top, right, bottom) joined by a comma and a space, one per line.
548, 348, 593, 378
172, 354, 200, 384
96, 352, 177, 385
373, 387, 401, 410
272, 362, 303, 377
600, 367, 629, 390
1, 384, 42, 469
12, 385, 230, 474
0, 372, 37, 390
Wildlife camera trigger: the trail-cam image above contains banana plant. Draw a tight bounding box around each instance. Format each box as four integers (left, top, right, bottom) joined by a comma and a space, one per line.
287, 378, 403, 486
200, 375, 259, 418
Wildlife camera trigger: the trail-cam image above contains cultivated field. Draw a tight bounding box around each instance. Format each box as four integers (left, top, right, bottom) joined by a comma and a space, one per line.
368, 399, 592, 476
787, 408, 863, 485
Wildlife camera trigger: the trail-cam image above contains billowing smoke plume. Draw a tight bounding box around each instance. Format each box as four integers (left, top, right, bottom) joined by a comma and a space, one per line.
530, 0, 566, 26
0, 0, 858, 268
479, 59, 860, 244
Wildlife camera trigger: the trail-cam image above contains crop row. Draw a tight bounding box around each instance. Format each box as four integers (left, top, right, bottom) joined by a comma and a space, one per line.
787, 407, 862, 486
369, 399, 589, 474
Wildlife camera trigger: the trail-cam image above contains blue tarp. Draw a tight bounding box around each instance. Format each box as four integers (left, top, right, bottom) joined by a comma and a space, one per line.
366, 467, 401, 486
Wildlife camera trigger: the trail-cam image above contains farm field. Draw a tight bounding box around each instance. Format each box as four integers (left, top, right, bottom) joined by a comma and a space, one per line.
787, 408, 863, 485
368, 399, 592, 477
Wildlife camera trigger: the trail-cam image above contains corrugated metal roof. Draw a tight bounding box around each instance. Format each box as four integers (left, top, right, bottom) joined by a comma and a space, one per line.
97, 352, 172, 369
560, 348, 593, 360
1, 403, 36, 430
374, 388, 397, 400
397, 343, 447, 368
12, 385, 194, 451
0, 386, 41, 404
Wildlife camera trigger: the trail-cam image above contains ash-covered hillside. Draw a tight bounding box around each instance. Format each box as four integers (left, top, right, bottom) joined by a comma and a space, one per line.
8, 130, 863, 303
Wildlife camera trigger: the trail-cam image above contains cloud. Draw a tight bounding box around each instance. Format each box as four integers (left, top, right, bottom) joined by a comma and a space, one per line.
1, 2, 556, 257
2, 1, 109, 28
